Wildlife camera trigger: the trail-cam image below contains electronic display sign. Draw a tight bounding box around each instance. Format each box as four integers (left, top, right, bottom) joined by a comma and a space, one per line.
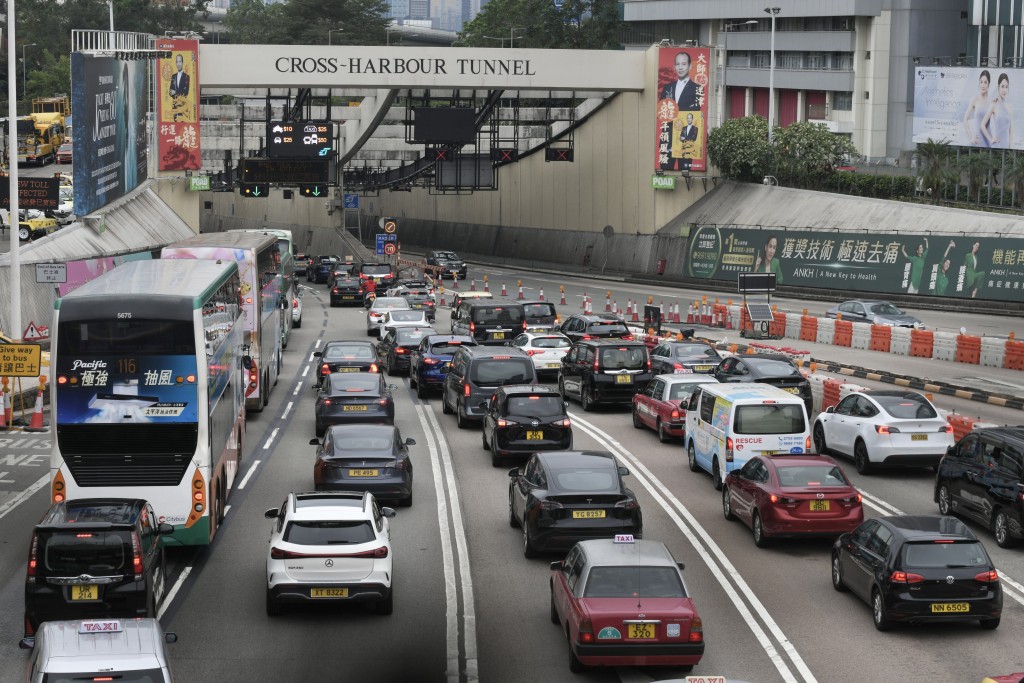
240, 158, 332, 185
267, 121, 333, 159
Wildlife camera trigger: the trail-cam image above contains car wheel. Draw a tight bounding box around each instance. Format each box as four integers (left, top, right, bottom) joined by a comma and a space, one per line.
687, 442, 699, 472
831, 552, 848, 592
558, 378, 567, 401
722, 486, 735, 521
482, 430, 490, 451
993, 509, 1017, 548
508, 491, 520, 528
266, 589, 283, 617
632, 406, 644, 429
442, 389, 453, 414
872, 588, 891, 631
523, 519, 539, 558
456, 400, 469, 429
375, 589, 394, 615
581, 385, 594, 412
657, 420, 671, 443
387, 357, 398, 377
712, 458, 723, 491
980, 617, 1001, 630
315, 422, 325, 438
18, 227, 31, 241
937, 483, 952, 516
416, 379, 429, 400
812, 422, 828, 454
549, 585, 559, 625
568, 632, 586, 673
752, 511, 770, 548
854, 440, 872, 475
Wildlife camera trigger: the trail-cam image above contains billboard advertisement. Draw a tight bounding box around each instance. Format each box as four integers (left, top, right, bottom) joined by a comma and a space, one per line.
686, 226, 1024, 302
656, 47, 711, 174
156, 38, 201, 171
913, 66, 1024, 149
71, 52, 149, 216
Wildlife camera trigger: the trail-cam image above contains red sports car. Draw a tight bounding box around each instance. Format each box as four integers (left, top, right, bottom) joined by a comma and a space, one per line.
550, 537, 705, 673
632, 374, 719, 442
722, 454, 863, 547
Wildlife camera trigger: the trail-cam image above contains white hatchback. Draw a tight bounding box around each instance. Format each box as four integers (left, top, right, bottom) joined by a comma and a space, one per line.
812, 390, 954, 474
511, 331, 572, 376
365, 297, 411, 336
265, 491, 396, 616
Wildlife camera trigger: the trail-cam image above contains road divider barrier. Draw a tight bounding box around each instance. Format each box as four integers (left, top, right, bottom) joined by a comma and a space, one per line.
833, 319, 853, 347
890, 327, 912, 356
947, 414, 979, 442
817, 317, 835, 346
955, 334, 981, 365
866, 323, 889, 352
799, 314, 818, 343
932, 331, 958, 363
910, 329, 934, 358
981, 337, 1006, 368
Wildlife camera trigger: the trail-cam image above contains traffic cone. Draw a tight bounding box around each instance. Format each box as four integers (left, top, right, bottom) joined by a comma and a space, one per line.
631, 302, 640, 323
581, 292, 588, 311
484, 278, 490, 293
24, 377, 48, 433
439, 288, 447, 307
453, 275, 460, 290
517, 285, 524, 300
559, 288, 567, 305
605, 292, 612, 312
470, 279, 477, 291
2, 379, 12, 427
0, 382, 8, 431
686, 302, 695, 324
501, 283, 507, 296
612, 300, 618, 315
539, 289, 545, 301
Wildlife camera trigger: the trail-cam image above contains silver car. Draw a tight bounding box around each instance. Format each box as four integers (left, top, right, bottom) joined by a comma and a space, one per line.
825, 300, 924, 328
365, 297, 411, 336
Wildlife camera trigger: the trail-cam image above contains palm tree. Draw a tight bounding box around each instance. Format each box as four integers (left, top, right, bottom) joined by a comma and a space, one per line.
1003, 152, 1024, 208
913, 138, 956, 204
959, 152, 994, 204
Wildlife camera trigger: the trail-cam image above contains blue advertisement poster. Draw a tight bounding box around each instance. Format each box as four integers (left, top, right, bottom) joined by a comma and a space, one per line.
71, 52, 150, 216
56, 355, 199, 424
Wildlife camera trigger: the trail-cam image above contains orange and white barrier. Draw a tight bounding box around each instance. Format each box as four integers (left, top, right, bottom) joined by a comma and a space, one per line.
955, 334, 981, 365
932, 331, 958, 363
833, 319, 853, 347
889, 327, 912, 356
910, 329, 934, 358
816, 317, 835, 345
981, 337, 1006, 368
799, 314, 818, 343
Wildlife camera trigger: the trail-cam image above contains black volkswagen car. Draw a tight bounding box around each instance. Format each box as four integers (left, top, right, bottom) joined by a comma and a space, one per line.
330, 273, 365, 306
480, 385, 572, 467
831, 515, 1002, 631
314, 372, 396, 436
311, 424, 415, 507
313, 340, 379, 388
712, 354, 812, 415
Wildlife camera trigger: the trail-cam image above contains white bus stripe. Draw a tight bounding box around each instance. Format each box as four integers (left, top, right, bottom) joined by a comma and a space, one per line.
0, 474, 50, 522
236, 460, 261, 490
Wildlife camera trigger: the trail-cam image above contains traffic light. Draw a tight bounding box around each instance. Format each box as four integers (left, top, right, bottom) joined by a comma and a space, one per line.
300, 184, 327, 198
489, 148, 519, 162
240, 183, 269, 198
545, 148, 574, 162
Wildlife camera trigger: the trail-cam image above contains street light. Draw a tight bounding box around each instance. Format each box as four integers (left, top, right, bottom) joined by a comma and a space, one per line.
481, 36, 506, 46
720, 20, 758, 126
386, 27, 396, 46
764, 7, 780, 143
509, 26, 526, 47
328, 28, 344, 45
21, 44, 36, 99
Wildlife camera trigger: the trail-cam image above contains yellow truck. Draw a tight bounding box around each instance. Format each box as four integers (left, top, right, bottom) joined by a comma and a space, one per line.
17, 112, 66, 166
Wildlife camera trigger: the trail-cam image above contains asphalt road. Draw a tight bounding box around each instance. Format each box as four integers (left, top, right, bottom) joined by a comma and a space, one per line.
0, 263, 1022, 683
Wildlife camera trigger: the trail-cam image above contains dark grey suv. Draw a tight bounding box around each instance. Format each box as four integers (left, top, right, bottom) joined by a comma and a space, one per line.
442, 346, 537, 428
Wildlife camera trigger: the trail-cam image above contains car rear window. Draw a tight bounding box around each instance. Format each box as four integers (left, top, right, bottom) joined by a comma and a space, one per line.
362, 265, 392, 275
396, 328, 432, 344
532, 336, 570, 349
776, 465, 849, 487
584, 567, 685, 598
506, 395, 564, 416
283, 521, 375, 545
734, 404, 807, 435
599, 347, 647, 370
329, 377, 381, 394
668, 382, 711, 401
45, 669, 166, 683
333, 435, 393, 451
471, 359, 534, 385
430, 341, 468, 354
674, 343, 720, 359
389, 310, 424, 322
874, 394, 937, 419
324, 345, 373, 360
40, 532, 128, 576
589, 323, 629, 336
551, 469, 618, 492
472, 306, 524, 324
749, 359, 802, 377
523, 303, 557, 318
902, 541, 989, 568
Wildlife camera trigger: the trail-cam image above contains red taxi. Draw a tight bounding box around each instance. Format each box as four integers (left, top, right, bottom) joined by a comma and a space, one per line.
632, 375, 718, 442
549, 537, 704, 673
722, 454, 863, 547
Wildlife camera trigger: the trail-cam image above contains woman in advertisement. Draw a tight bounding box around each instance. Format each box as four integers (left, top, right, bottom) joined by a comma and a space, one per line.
930, 240, 956, 297
964, 241, 986, 298
981, 73, 1013, 148
753, 233, 784, 284
962, 70, 991, 147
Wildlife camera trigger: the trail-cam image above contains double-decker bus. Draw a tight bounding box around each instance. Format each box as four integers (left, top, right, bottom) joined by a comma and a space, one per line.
50, 259, 245, 546
162, 232, 283, 412
229, 228, 296, 348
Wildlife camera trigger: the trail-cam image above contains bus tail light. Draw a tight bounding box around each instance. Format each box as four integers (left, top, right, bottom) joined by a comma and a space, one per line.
186, 470, 206, 529
51, 469, 66, 503
725, 437, 734, 462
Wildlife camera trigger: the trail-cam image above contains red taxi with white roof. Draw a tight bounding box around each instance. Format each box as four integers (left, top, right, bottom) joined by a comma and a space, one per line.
632, 374, 719, 442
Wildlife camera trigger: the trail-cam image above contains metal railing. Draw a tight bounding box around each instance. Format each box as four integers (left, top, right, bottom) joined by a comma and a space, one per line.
71, 30, 154, 53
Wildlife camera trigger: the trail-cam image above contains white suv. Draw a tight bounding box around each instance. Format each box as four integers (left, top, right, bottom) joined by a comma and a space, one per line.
265, 491, 396, 616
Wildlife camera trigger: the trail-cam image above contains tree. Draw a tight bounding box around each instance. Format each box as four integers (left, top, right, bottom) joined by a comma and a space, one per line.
707, 115, 773, 182
771, 121, 858, 190
913, 138, 956, 204
458, 0, 621, 49
276, 0, 390, 46
1003, 152, 1024, 207
225, 0, 287, 44
958, 151, 994, 203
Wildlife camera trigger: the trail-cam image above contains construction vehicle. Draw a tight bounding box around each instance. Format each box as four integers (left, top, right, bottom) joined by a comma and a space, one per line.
17, 112, 66, 166
32, 95, 71, 118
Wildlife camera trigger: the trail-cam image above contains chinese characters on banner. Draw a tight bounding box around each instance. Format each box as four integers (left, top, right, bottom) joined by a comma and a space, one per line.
156, 39, 201, 171
685, 226, 1024, 302
655, 47, 710, 174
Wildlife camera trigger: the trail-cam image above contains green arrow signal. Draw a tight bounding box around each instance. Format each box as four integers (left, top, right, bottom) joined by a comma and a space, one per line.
312, 187, 321, 196
252, 187, 261, 196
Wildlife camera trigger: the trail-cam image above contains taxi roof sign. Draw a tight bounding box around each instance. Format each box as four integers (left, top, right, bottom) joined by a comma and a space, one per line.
613, 534, 635, 544
78, 620, 123, 634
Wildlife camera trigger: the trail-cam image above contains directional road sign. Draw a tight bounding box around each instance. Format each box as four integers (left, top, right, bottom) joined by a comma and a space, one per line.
375, 233, 397, 256
343, 194, 359, 209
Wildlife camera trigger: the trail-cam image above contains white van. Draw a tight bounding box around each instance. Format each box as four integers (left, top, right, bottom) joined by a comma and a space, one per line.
685, 383, 811, 490
21, 619, 177, 683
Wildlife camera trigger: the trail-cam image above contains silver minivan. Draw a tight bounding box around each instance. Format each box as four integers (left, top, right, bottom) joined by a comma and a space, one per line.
21, 618, 177, 683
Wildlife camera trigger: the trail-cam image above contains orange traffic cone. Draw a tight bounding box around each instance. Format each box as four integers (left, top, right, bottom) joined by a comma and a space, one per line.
439, 287, 447, 306
539, 289, 545, 301
470, 279, 477, 291
24, 377, 48, 433
484, 278, 490, 293
559, 288, 567, 305
453, 275, 460, 290
501, 283, 507, 296
517, 285, 524, 300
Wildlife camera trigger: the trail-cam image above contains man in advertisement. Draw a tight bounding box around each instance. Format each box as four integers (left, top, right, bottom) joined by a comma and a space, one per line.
656, 47, 709, 173
660, 52, 701, 110
169, 54, 190, 98
157, 41, 201, 171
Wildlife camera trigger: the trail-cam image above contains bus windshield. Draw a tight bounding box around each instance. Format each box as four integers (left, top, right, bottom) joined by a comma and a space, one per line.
57, 319, 196, 356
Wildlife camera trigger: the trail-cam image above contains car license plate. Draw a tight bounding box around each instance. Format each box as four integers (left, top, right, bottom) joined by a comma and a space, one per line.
810, 500, 830, 512
343, 405, 368, 411
546, 363, 561, 368
526, 430, 544, 440
783, 387, 800, 394
492, 332, 505, 340
349, 469, 378, 477
760, 450, 779, 456
615, 375, 632, 384
694, 365, 713, 372
342, 295, 355, 300
911, 434, 928, 441
335, 367, 358, 372
931, 603, 969, 613
627, 623, 656, 639
572, 510, 606, 519
70, 585, 98, 601
311, 588, 349, 598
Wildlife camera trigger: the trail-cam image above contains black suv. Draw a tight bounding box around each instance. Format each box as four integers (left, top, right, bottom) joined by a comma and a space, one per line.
23, 498, 173, 645
935, 427, 1024, 548
450, 298, 526, 345
360, 262, 397, 288
480, 385, 573, 467
442, 347, 537, 428
559, 339, 653, 411
425, 250, 468, 279
712, 354, 812, 415
558, 313, 633, 344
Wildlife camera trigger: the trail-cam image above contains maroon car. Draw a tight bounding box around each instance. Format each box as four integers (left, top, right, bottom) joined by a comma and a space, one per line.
722, 454, 863, 547
631, 375, 719, 442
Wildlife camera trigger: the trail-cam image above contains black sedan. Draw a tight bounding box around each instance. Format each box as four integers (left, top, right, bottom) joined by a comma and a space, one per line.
481, 385, 572, 467
312, 341, 379, 388
713, 353, 812, 414
832, 515, 1002, 631
376, 326, 435, 376
650, 340, 723, 375
330, 273, 365, 306
508, 451, 642, 558
310, 424, 415, 506
314, 372, 395, 436
425, 250, 467, 279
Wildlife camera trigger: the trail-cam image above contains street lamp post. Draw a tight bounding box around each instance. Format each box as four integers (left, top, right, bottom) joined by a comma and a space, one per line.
764, 7, 780, 143
328, 29, 344, 45
22, 43, 36, 99
720, 20, 758, 127
510, 26, 526, 47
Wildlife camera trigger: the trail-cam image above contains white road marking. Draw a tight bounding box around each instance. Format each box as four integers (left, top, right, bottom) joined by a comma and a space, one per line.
0, 474, 49, 521
293, 381, 304, 396
157, 566, 191, 621
858, 489, 904, 515
224, 505, 231, 516
302, 365, 310, 378
314, 339, 322, 349
237, 460, 261, 490
263, 428, 279, 449
572, 416, 811, 683
282, 401, 294, 419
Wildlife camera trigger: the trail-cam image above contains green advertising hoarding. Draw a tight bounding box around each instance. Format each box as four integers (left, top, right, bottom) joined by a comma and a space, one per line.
686, 226, 1024, 301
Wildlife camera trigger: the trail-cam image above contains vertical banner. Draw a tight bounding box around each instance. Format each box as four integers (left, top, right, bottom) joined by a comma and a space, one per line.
70, 53, 149, 216
655, 47, 710, 174
156, 39, 201, 171
913, 66, 1023, 149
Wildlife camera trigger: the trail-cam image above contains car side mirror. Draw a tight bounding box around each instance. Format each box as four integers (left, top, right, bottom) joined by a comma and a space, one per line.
405, 438, 416, 446
478, 401, 489, 411
825, 405, 835, 413
164, 632, 178, 644
381, 507, 397, 518
18, 637, 33, 650
313, 351, 322, 358
309, 438, 320, 446
618, 466, 630, 476
564, 401, 570, 410
550, 560, 563, 571
158, 523, 174, 535
389, 384, 397, 391
508, 466, 520, 478
264, 508, 279, 519
677, 561, 686, 571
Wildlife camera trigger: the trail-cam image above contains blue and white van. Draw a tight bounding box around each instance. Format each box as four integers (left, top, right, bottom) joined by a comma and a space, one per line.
684, 383, 811, 490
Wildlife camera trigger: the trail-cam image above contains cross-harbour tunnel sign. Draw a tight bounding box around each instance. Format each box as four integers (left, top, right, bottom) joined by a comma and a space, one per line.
199, 45, 646, 91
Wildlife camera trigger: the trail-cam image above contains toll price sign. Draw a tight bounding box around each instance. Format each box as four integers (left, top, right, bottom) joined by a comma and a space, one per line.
241, 158, 331, 185
267, 121, 333, 159
0, 177, 60, 210
0, 343, 43, 377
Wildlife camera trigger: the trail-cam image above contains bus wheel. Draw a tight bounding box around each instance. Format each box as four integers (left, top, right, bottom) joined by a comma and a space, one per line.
263, 373, 270, 407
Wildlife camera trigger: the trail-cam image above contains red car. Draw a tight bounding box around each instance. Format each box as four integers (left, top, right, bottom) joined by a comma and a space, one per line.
632, 375, 719, 442
55, 142, 73, 165
722, 454, 863, 547
550, 537, 705, 673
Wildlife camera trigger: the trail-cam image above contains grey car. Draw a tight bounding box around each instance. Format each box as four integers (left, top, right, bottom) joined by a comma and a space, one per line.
825, 300, 924, 328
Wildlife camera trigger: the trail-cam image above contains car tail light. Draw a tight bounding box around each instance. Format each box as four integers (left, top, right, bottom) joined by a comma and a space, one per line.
394, 460, 406, 472
423, 357, 440, 365
647, 357, 652, 372
614, 497, 638, 509
464, 382, 471, 397
805, 435, 812, 451
623, 334, 634, 341
725, 437, 734, 462
396, 348, 407, 355
497, 418, 518, 427
469, 322, 476, 333
379, 398, 389, 406
293, 298, 299, 309
688, 616, 703, 643
582, 334, 594, 341
769, 495, 798, 505
26, 535, 38, 581
526, 350, 542, 356
670, 409, 680, 420
890, 570, 925, 584
975, 570, 999, 583
673, 363, 692, 373
322, 398, 333, 406
540, 499, 564, 510
131, 531, 144, 578
875, 425, 901, 434
320, 363, 331, 376
370, 363, 379, 373
593, 356, 600, 372
940, 424, 953, 434
555, 418, 571, 427
839, 493, 863, 504
522, 321, 527, 331
578, 619, 594, 644
342, 546, 390, 559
